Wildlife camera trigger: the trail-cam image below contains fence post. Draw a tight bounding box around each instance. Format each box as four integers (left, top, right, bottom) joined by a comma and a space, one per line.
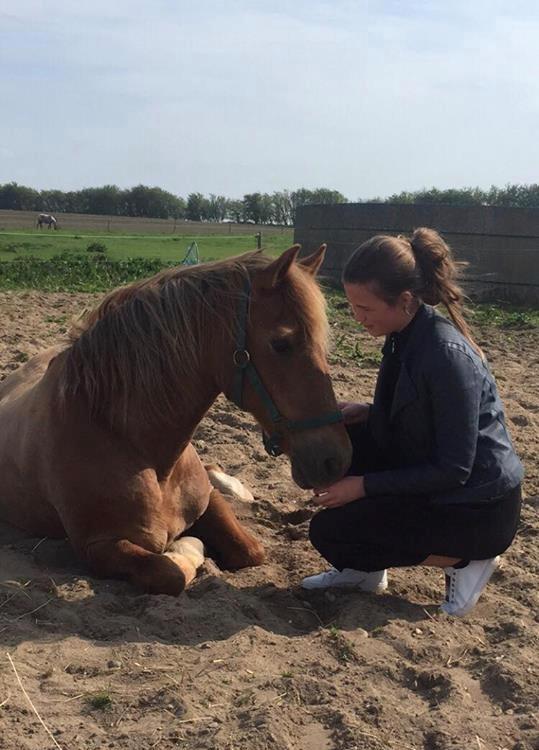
255, 232, 262, 249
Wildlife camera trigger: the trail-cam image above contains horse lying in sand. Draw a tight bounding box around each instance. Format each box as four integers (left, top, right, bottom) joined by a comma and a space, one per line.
0, 245, 351, 595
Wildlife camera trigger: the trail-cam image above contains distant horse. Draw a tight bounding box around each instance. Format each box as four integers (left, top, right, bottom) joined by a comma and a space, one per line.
37, 213, 57, 229
0, 246, 351, 595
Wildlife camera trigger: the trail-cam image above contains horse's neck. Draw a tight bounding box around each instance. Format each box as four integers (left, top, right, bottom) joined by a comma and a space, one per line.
117, 327, 231, 475
124, 380, 221, 473
66, 277, 239, 474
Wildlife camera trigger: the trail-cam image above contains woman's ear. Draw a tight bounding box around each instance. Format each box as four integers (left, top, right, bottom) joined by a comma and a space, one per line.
399, 290, 418, 316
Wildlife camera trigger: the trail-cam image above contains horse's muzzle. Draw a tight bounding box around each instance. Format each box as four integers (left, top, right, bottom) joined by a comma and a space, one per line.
289, 431, 352, 489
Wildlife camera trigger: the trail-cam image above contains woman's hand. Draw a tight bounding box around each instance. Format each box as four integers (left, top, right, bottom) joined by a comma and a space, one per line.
338, 401, 370, 425
311, 476, 366, 509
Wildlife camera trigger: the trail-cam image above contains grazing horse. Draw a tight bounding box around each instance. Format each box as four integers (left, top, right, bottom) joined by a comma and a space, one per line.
37, 213, 57, 229
0, 246, 352, 595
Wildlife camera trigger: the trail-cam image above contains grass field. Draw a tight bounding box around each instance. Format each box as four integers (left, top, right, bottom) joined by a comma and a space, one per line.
0, 226, 294, 291
0, 230, 293, 263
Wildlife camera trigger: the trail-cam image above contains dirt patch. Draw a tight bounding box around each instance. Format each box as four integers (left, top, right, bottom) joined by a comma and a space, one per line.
0, 290, 538, 750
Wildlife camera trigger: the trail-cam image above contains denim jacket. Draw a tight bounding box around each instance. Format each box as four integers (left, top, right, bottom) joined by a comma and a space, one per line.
364, 304, 524, 505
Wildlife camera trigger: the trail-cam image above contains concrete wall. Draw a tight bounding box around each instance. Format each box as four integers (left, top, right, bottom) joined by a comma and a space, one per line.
294, 203, 539, 304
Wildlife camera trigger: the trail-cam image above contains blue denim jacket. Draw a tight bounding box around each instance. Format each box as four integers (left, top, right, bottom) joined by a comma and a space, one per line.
364, 304, 524, 505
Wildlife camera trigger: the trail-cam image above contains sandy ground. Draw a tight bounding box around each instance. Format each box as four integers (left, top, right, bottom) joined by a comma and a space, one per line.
0, 290, 537, 750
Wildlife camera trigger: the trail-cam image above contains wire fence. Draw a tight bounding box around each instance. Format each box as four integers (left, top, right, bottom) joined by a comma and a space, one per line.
0, 210, 290, 236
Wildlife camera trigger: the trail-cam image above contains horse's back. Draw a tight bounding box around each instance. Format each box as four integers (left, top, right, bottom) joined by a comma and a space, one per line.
0, 346, 67, 536
0, 345, 64, 407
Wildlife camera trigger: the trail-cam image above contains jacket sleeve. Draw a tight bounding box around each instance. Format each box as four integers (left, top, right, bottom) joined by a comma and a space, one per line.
363, 345, 483, 497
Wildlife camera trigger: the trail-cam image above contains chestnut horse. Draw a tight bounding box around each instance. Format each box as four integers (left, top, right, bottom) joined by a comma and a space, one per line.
0, 245, 351, 595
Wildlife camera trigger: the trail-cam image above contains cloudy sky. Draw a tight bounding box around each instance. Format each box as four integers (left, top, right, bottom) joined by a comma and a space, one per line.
1, 1, 538, 200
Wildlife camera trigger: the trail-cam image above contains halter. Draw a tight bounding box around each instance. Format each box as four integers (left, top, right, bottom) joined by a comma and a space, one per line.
229, 277, 343, 456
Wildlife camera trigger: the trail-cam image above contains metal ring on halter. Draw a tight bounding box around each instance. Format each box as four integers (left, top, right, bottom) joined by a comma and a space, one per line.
233, 349, 250, 368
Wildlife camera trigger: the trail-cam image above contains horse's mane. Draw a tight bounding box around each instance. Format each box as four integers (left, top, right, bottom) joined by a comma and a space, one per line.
58, 251, 328, 427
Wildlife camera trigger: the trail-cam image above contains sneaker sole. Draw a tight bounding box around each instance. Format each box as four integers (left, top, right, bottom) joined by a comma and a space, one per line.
301, 578, 388, 593
440, 556, 500, 616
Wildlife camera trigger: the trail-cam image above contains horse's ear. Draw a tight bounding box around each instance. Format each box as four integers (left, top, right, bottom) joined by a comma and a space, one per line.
254, 244, 301, 290
298, 244, 326, 276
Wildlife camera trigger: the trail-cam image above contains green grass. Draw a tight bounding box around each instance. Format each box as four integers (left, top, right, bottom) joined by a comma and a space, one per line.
0, 230, 293, 263
467, 303, 539, 329
0, 229, 294, 292
326, 625, 356, 664
86, 691, 113, 710
0, 254, 181, 292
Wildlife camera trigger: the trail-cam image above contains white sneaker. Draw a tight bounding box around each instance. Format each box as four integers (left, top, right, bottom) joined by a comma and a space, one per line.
301, 567, 388, 592
440, 557, 500, 616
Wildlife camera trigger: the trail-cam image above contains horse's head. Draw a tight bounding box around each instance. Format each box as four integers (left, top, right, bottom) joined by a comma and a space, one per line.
228, 245, 352, 489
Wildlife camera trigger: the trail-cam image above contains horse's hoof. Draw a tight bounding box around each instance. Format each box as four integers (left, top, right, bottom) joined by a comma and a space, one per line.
206, 468, 254, 502
168, 536, 205, 568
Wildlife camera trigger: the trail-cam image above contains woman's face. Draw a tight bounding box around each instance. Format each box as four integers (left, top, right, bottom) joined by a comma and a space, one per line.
344, 282, 413, 337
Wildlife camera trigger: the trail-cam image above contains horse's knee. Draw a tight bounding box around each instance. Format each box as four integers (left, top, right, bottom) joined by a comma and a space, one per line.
245, 538, 265, 566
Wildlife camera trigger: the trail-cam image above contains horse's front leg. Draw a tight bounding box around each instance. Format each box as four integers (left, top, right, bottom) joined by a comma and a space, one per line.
85, 537, 205, 596
189, 489, 265, 569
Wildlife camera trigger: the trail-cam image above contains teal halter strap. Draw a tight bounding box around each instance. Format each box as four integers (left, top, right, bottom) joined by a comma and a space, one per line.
230, 277, 343, 457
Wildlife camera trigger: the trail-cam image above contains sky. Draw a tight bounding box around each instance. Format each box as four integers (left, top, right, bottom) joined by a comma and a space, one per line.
1, 0, 539, 200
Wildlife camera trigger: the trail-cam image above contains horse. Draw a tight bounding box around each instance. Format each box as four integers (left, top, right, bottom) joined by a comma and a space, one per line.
0, 245, 352, 595
37, 213, 57, 229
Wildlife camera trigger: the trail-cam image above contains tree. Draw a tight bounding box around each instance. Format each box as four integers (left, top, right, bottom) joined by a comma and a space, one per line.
289, 188, 348, 224
0, 182, 40, 211
124, 185, 184, 219
226, 200, 244, 223
40, 189, 71, 213
271, 190, 294, 225
186, 192, 210, 221
242, 193, 274, 224
78, 185, 126, 216
207, 194, 229, 222
382, 186, 486, 206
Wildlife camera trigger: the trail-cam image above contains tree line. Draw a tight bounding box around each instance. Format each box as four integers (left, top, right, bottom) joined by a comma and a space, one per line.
2, 182, 539, 224
370, 184, 539, 209
0, 183, 346, 225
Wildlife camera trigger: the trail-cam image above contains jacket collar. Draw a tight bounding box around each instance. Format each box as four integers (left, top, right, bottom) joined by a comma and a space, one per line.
383, 305, 440, 421
382, 303, 436, 361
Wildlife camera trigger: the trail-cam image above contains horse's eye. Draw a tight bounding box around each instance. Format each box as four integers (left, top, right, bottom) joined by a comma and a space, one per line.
271, 338, 292, 354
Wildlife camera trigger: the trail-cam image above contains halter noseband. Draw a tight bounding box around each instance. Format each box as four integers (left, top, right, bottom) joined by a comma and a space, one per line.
229, 277, 343, 457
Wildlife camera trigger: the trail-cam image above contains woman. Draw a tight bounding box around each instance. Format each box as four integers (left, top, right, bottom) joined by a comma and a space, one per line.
302, 228, 523, 616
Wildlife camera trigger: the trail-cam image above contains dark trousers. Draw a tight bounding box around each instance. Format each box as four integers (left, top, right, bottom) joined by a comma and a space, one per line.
309, 424, 522, 572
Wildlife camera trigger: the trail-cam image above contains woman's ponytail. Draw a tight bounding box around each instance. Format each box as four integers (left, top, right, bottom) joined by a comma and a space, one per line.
409, 228, 481, 355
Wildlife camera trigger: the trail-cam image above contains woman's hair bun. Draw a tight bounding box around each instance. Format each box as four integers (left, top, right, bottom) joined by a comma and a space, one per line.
410, 227, 456, 305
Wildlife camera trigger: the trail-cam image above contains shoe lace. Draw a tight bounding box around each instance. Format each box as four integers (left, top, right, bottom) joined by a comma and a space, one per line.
445, 572, 457, 603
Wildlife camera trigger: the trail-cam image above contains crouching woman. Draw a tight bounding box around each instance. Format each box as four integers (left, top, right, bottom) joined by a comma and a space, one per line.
303, 228, 524, 616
